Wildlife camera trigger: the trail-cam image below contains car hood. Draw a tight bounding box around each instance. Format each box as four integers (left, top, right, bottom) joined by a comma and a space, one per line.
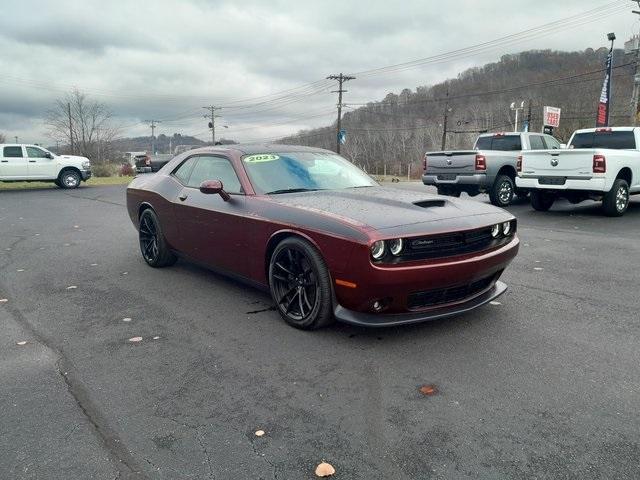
266, 187, 513, 235
56, 154, 89, 162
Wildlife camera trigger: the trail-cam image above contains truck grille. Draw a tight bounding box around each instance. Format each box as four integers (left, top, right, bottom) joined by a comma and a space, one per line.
406, 273, 499, 310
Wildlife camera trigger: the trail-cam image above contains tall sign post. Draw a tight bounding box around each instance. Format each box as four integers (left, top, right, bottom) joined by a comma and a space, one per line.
596, 33, 615, 128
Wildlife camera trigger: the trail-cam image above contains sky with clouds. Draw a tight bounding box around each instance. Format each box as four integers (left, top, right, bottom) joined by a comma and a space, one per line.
0, 0, 635, 146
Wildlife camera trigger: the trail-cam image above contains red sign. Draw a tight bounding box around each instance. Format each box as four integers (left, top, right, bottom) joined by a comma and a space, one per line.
543, 106, 561, 128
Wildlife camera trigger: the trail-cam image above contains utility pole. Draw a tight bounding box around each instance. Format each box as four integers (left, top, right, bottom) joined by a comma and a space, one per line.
327, 73, 355, 154
67, 102, 74, 154
630, 2, 640, 125
14, 136, 18, 143
441, 89, 450, 150
203, 106, 222, 145
144, 120, 161, 154
510, 101, 525, 132
525, 99, 532, 132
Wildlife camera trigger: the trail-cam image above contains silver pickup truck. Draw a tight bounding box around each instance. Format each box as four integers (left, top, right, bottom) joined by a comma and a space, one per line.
422, 132, 562, 207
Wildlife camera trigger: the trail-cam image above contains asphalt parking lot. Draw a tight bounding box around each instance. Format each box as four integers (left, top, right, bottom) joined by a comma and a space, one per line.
1, 183, 639, 480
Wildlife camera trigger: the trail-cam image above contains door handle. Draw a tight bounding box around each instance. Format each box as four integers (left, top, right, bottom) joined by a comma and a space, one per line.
178, 193, 188, 201
1, 160, 7, 163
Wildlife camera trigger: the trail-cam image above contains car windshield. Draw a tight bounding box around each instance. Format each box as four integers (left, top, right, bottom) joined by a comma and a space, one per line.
242, 151, 378, 194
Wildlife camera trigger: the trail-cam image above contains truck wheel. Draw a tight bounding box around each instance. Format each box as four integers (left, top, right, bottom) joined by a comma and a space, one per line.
489, 175, 514, 207
58, 169, 81, 189
530, 190, 555, 212
437, 186, 461, 197
602, 179, 629, 217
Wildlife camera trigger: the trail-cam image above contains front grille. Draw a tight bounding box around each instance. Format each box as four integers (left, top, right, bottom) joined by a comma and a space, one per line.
406, 274, 498, 310
400, 227, 494, 261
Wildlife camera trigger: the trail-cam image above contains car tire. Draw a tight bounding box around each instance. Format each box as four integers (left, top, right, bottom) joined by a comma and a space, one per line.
530, 190, 555, 212
138, 209, 177, 267
437, 186, 461, 197
58, 169, 81, 189
489, 175, 515, 207
602, 178, 629, 217
269, 236, 334, 330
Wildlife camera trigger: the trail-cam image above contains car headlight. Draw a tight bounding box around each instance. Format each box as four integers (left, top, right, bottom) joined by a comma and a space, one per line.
502, 221, 512, 236
491, 224, 501, 238
389, 238, 403, 256
82, 161, 91, 169
370, 240, 386, 260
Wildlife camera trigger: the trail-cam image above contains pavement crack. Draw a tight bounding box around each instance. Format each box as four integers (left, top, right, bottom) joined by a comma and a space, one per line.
195, 428, 216, 479
249, 436, 278, 480
246, 305, 276, 314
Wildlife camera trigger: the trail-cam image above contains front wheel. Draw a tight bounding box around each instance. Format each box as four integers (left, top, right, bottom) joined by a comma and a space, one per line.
58, 169, 81, 189
602, 179, 629, 217
530, 190, 555, 212
489, 175, 515, 207
269, 237, 334, 330
138, 209, 177, 267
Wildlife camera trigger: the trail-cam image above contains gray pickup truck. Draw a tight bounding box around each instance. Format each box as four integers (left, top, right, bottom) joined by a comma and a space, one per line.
422, 132, 561, 207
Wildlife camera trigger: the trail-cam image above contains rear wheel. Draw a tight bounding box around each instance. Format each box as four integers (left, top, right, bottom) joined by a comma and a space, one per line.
139, 209, 177, 267
489, 175, 514, 207
602, 178, 629, 217
268, 237, 334, 330
58, 169, 81, 189
530, 190, 555, 212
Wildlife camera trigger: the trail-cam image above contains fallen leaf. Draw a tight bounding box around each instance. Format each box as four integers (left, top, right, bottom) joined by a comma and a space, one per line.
16, 269, 24, 272
66, 285, 77, 290
419, 384, 438, 396
152, 336, 160, 340
122, 317, 132, 322
315, 462, 335, 477
16, 341, 27, 346
128, 336, 143, 343
255, 430, 265, 437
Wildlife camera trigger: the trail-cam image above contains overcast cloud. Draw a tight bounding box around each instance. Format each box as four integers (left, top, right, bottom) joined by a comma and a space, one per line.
0, 0, 635, 146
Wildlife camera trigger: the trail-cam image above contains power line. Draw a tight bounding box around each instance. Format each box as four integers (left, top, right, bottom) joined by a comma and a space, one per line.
327, 73, 356, 153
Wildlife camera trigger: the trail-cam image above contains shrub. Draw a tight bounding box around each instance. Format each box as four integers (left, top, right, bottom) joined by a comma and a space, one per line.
119, 163, 135, 177
92, 163, 117, 177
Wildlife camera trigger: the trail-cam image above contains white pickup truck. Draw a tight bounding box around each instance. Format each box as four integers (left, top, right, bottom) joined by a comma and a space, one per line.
516, 127, 640, 216
0, 144, 92, 189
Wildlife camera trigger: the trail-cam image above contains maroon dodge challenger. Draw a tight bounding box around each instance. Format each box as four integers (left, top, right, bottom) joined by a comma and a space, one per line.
126, 145, 519, 329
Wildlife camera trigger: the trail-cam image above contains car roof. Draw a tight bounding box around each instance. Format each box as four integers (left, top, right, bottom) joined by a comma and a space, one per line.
572, 127, 636, 134
184, 144, 336, 156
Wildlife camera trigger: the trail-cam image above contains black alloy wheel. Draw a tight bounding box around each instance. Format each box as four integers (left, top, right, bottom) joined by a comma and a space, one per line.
269, 237, 334, 330
138, 209, 177, 267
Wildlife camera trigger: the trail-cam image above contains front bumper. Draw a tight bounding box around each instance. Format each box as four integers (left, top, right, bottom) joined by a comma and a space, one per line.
516, 176, 607, 192
81, 170, 92, 181
334, 280, 507, 327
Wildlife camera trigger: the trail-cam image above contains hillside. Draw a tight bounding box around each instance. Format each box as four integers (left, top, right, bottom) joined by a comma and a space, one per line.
280, 48, 634, 177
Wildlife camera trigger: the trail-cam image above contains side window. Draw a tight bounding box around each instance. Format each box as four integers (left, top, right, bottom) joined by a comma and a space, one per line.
528, 135, 545, 150
543, 136, 561, 149
26, 147, 48, 158
172, 157, 198, 184
3, 146, 23, 158
187, 156, 242, 193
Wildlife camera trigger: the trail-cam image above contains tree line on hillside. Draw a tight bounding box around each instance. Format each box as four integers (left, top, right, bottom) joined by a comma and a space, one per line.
280, 48, 634, 177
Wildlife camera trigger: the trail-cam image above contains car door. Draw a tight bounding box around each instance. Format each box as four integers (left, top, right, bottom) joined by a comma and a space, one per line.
26, 146, 58, 179
172, 154, 251, 278
0, 146, 28, 179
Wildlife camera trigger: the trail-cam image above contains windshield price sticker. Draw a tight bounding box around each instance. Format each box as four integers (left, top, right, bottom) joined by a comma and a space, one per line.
244, 154, 280, 163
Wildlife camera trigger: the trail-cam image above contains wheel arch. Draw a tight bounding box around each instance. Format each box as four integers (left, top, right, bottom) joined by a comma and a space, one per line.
58, 166, 82, 178
138, 202, 155, 219
496, 165, 517, 180
616, 167, 632, 185
264, 229, 324, 281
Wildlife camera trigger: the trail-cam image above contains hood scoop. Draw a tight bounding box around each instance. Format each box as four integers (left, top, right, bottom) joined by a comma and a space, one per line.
413, 199, 446, 209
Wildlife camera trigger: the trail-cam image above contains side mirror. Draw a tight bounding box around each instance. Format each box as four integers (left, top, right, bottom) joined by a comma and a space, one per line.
45, 152, 54, 159
199, 179, 230, 201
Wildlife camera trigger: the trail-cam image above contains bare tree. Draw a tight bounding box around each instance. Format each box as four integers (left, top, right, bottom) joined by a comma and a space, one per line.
45, 89, 119, 162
